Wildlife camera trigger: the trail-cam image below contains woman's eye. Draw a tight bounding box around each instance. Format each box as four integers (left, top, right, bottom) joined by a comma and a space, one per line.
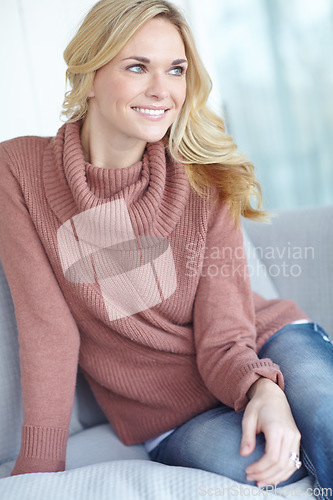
169, 66, 185, 76
128, 64, 145, 73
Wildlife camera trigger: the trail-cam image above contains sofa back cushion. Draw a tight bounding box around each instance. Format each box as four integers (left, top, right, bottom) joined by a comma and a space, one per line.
242, 227, 280, 300
0, 263, 22, 464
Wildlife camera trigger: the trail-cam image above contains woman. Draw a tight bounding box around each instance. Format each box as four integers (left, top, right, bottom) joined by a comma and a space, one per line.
0, 0, 332, 493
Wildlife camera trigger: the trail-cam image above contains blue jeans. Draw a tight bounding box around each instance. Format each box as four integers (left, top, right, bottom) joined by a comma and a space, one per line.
149, 323, 333, 498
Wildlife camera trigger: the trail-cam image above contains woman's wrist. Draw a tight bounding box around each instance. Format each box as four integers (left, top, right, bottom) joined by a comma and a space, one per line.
247, 377, 282, 400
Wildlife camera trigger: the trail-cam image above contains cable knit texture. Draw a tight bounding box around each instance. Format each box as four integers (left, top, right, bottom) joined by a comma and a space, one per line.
0, 121, 308, 475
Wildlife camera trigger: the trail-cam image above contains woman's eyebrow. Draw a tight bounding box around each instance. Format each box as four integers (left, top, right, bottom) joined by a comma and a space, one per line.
122, 56, 188, 65
123, 56, 150, 63
172, 58, 188, 65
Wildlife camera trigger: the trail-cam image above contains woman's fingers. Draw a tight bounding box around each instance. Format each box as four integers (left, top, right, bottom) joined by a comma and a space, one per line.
261, 432, 302, 486
240, 407, 258, 456
254, 444, 301, 487
245, 423, 283, 482
245, 425, 301, 486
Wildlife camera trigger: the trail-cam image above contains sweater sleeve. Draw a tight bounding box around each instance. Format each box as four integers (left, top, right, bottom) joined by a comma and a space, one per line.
0, 144, 81, 475
193, 201, 284, 412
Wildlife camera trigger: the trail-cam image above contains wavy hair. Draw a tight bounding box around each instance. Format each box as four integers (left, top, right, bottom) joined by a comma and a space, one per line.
62, 0, 268, 224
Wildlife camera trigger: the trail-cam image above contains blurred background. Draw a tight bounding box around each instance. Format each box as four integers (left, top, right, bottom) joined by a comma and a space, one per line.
1, 0, 332, 211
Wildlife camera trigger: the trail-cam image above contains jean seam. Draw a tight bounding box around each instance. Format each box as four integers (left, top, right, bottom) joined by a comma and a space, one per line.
302, 448, 329, 500
313, 323, 333, 347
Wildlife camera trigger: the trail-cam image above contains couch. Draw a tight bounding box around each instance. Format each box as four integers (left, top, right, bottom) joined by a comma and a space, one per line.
0, 205, 332, 499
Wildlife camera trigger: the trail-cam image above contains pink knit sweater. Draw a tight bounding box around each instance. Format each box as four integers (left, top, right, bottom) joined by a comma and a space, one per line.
0, 121, 307, 475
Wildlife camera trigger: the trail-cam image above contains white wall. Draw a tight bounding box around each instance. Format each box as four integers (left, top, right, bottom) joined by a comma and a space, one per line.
0, 0, 190, 142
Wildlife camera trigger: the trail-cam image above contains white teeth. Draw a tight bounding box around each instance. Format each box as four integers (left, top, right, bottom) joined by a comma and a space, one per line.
133, 107, 166, 116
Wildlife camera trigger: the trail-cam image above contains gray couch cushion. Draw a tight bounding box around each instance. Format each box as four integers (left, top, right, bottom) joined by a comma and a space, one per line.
66, 423, 149, 470
0, 264, 22, 464
0, 459, 314, 500
243, 206, 333, 337
242, 226, 280, 300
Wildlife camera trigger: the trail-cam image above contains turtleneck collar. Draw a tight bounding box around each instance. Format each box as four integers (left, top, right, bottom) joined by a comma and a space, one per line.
85, 161, 144, 199
43, 120, 191, 237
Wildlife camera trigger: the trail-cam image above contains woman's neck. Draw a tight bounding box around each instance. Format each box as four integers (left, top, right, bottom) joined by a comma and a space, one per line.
80, 116, 146, 170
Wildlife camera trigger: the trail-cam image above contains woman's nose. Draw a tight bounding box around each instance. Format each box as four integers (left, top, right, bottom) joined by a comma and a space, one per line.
145, 74, 169, 100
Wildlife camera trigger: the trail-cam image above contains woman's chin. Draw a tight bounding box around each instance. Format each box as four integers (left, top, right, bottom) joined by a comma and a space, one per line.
143, 132, 168, 144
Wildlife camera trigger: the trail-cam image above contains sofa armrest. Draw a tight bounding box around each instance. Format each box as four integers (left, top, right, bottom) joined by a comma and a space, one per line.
243, 205, 333, 337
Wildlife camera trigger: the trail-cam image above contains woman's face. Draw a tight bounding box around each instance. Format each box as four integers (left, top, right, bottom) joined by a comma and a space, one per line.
86, 18, 188, 149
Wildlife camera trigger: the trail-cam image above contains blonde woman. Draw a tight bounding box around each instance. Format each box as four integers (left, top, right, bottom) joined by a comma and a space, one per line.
0, 0, 332, 493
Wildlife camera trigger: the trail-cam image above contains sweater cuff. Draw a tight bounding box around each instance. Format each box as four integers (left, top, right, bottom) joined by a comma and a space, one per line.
233, 360, 284, 412
11, 425, 68, 475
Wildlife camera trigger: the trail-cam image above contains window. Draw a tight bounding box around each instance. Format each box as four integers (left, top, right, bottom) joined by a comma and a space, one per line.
179, 0, 333, 209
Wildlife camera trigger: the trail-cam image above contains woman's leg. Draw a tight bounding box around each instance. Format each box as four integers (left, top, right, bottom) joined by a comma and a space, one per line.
258, 322, 333, 497
149, 390, 305, 486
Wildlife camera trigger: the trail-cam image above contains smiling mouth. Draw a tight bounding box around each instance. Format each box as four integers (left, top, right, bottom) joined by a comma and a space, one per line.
132, 107, 168, 116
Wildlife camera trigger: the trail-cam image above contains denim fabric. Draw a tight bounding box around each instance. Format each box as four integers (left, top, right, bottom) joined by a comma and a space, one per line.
149, 323, 333, 498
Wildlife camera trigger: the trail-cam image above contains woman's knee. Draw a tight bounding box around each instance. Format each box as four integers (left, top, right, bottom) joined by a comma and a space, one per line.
150, 406, 266, 484
259, 323, 333, 377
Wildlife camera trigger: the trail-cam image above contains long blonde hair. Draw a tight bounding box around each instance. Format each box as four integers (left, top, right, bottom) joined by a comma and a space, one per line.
62, 0, 268, 225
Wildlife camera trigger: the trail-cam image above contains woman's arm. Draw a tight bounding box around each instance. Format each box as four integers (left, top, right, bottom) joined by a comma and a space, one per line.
193, 201, 301, 486
0, 144, 80, 474
193, 201, 284, 411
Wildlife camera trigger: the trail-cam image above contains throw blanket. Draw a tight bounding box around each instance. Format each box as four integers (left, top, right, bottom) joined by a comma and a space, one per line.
0, 460, 314, 500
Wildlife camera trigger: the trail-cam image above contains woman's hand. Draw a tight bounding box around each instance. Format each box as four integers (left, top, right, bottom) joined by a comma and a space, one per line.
240, 377, 301, 488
